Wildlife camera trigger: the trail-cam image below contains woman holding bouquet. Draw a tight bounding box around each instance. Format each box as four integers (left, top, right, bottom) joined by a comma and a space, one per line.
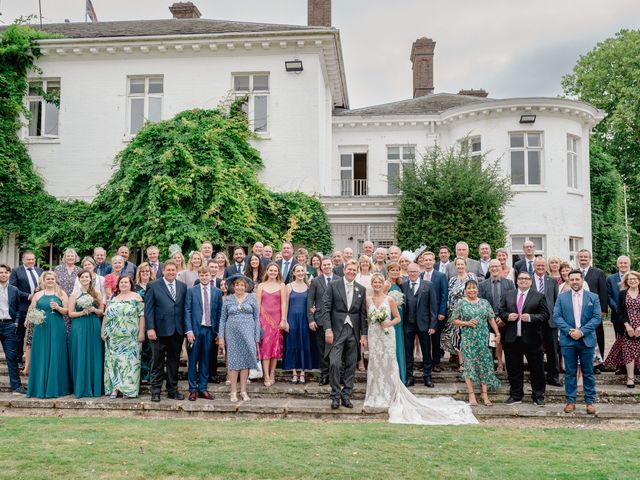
68, 269, 104, 397
384, 262, 406, 383
27, 271, 72, 398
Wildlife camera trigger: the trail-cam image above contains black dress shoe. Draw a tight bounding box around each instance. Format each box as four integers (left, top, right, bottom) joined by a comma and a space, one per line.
319, 377, 329, 386
151, 393, 161, 402
533, 398, 545, 407
331, 398, 340, 410
341, 397, 353, 408
504, 396, 522, 405
209, 375, 220, 384
432, 365, 443, 373
547, 379, 563, 387
423, 378, 434, 388
168, 392, 185, 400
594, 366, 602, 374
405, 377, 415, 387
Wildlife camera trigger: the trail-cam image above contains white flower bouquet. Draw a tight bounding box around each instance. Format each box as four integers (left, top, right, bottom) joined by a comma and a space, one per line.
367, 306, 390, 335
26, 308, 46, 326
388, 290, 405, 308
76, 294, 95, 310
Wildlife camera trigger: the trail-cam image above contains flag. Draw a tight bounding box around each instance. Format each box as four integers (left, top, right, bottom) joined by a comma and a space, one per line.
86, 0, 98, 23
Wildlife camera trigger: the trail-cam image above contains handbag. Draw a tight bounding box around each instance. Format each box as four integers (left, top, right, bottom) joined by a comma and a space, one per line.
249, 345, 263, 379
488, 332, 497, 348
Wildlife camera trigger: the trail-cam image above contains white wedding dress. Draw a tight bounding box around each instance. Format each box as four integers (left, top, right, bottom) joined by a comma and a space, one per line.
364, 298, 478, 425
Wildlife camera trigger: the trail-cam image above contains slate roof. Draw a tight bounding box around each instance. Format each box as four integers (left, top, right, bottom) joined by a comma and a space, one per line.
333, 93, 497, 116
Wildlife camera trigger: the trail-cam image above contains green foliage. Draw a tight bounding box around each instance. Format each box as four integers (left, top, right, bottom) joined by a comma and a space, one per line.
396, 145, 513, 254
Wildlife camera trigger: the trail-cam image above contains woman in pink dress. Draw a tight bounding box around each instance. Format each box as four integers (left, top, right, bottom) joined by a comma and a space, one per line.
255, 262, 288, 387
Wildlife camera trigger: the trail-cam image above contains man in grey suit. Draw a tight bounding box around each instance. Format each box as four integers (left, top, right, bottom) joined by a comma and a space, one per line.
446, 241, 484, 279
479, 260, 515, 316
532, 257, 561, 386
321, 260, 368, 410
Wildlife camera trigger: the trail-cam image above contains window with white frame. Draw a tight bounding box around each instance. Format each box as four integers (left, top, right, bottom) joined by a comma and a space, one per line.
460, 136, 482, 160
26, 79, 60, 137
128, 76, 163, 135
233, 73, 269, 133
509, 132, 543, 185
510, 235, 545, 267
567, 135, 580, 189
340, 153, 353, 195
387, 145, 415, 194
568, 237, 582, 266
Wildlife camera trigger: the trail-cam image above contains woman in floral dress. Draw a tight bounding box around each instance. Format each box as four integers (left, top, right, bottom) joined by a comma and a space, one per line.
54, 247, 81, 333
384, 262, 407, 383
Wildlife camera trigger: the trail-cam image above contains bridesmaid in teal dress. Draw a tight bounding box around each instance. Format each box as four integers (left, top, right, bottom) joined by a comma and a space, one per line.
385, 262, 407, 383
68, 270, 104, 398
27, 271, 72, 398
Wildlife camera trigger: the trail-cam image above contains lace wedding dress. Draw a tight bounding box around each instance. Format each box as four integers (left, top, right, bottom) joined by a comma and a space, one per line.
364, 298, 478, 425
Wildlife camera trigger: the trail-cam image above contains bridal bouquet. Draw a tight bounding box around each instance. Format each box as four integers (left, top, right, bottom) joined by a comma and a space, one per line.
76, 294, 95, 310
368, 306, 390, 335
26, 308, 46, 326
388, 290, 405, 308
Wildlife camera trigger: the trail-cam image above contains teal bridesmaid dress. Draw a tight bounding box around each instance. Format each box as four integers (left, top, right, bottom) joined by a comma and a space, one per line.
27, 294, 71, 398
70, 292, 104, 397
389, 283, 407, 383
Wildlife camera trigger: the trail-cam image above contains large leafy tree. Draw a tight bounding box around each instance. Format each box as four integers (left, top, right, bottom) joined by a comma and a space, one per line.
396, 146, 513, 254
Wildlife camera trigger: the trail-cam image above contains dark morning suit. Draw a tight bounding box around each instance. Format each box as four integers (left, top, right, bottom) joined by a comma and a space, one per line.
607, 272, 624, 336
499, 289, 549, 401
420, 270, 448, 367
9, 265, 43, 362
532, 274, 560, 383
223, 260, 248, 279
185, 283, 222, 393
400, 278, 437, 382
332, 264, 345, 277
553, 290, 601, 404
583, 266, 608, 360
276, 258, 297, 285
144, 278, 187, 396
513, 257, 537, 282
0, 284, 23, 390
320, 279, 367, 401
307, 274, 338, 380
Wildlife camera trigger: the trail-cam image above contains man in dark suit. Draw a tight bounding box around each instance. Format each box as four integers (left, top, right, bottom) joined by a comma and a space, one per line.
93, 247, 112, 277
332, 250, 344, 277
401, 262, 437, 387
276, 242, 297, 284
146, 245, 164, 280
223, 246, 247, 279
499, 271, 550, 406
204, 259, 223, 383
0, 264, 26, 394
577, 249, 608, 371
145, 260, 187, 402
479, 260, 515, 315
307, 256, 339, 385
513, 240, 537, 281
435, 245, 451, 275
419, 251, 448, 372
478, 243, 492, 279
532, 257, 561, 386
320, 260, 368, 409
9, 250, 43, 367
607, 255, 631, 337
117, 245, 138, 279
185, 267, 222, 401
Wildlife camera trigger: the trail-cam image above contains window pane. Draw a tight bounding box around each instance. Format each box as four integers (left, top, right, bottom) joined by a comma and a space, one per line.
529, 236, 543, 249
46, 80, 60, 94
253, 75, 269, 91
129, 78, 145, 94
511, 236, 525, 251
510, 151, 525, 184
387, 162, 400, 194
510, 133, 524, 148
527, 133, 541, 147
340, 154, 352, 168
234, 75, 250, 91
567, 153, 573, 188
148, 77, 163, 94
402, 147, 415, 160
28, 101, 42, 136
387, 147, 400, 160
471, 138, 481, 153
528, 151, 541, 184
44, 102, 59, 136
340, 169, 352, 180
28, 81, 43, 96
567, 136, 572, 151
130, 98, 145, 134
148, 96, 162, 122
253, 95, 268, 132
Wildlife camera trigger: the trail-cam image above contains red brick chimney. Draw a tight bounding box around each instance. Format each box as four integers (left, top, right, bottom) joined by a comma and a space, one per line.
169, 2, 202, 19
410, 37, 436, 97
308, 0, 331, 27
458, 89, 489, 98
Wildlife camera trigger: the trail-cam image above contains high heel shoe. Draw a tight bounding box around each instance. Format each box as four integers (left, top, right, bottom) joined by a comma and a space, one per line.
467, 392, 478, 406
240, 392, 250, 401
230, 393, 238, 402
627, 377, 636, 389
290, 375, 298, 384
481, 394, 493, 406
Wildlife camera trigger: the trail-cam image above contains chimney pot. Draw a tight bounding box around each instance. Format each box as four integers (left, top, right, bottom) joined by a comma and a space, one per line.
458, 89, 489, 98
410, 37, 436, 98
308, 0, 331, 27
169, 2, 202, 19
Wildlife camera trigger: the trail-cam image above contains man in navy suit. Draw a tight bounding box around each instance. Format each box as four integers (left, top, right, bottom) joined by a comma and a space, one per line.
223, 246, 247, 279
553, 269, 601, 415
185, 267, 222, 401
0, 264, 26, 394
9, 250, 43, 367
276, 242, 297, 284
532, 257, 561, 386
513, 240, 537, 281
434, 245, 451, 275
419, 251, 448, 372
204, 259, 223, 383
145, 260, 187, 402
146, 245, 164, 280
607, 255, 631, 337
93, 247, 112, 277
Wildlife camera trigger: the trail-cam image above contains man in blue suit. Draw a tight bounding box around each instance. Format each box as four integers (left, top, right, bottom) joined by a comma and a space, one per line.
0, 264, 26, 394
553, 269, 601, 415
185, 267, 222, 401
420, 251, 448, 372
607, 255, 631, 338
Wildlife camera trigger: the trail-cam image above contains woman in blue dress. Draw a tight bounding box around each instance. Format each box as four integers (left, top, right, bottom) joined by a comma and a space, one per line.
283, 264, 312, 384
385, 262, 407, 383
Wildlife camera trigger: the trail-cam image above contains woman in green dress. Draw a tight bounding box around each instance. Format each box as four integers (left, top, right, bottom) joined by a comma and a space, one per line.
27, 271, 72, 398
385, 262, 407, 383
68, 269, 104, 398
134, 263, 155, 384
451, 279, 501, 406
102, 275, 145, 399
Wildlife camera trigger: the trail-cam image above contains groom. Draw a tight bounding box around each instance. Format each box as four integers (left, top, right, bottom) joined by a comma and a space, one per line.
321, 259, 368, 409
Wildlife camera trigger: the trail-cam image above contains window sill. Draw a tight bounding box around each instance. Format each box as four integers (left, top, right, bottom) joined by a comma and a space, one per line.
567, 188, 584, 197
510, 185, 547, 193
254, 132, 271, 140
24, 137, 61, 144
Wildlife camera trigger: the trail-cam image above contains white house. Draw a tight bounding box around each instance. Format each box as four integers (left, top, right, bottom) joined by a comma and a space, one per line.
9, 1, 604, 264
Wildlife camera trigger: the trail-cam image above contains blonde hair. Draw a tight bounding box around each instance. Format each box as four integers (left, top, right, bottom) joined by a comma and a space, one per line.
171, 251, 186, 271
621, 271, 640, 290
358, 255, 374, 273
36, 271, 65, 298
187, 251, 205, 272
135, 262, 156, 284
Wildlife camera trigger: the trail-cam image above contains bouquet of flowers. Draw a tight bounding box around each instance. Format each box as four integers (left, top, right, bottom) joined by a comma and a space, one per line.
26, 308, 46, 326
388, 290, 405, 308
76, 294, 95, 310
367, 306, 390, 335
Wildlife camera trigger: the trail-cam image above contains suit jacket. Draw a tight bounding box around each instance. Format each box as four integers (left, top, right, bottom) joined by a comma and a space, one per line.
95, 262, 112, 277
276, 258, 297, 284
122, 261, 137, 279
584, 267, 608, 314
3, 284, 21, 321
184, 283, 222, 337
513, 257, 536, 281
552, 290, 601, 349
479, 276, 515, 315
319, 279, 368, 340
447, 258, 484, 280
9, 265, 44, 312
223, 260, 248, 279
498, 289, 549, 344
607, 272, 623, 325
434, 261, 451, 275
193, 277, 223, 289
148, 261, 164, 280
144, 278, 187, 337
400, 278, 438, 331
419, 270, 448, 317
615, 289, 639, 329
530, 274, 559, 327
307, 274, 336, 326
332, 264, 345, 277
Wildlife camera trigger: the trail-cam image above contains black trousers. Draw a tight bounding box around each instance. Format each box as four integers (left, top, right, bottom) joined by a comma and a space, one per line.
595, 322, 605, 364
542, 324, 560, 382
404, 320, 432, 380
151, 332, 184, 395
15, 311, 26, 362
328, 324, 357, 400
430, 318, 444, 367
503, 338, 546, 401
312, 324, 329, 378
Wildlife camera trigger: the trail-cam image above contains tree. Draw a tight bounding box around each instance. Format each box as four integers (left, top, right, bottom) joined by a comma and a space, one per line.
395, 145, 513, 254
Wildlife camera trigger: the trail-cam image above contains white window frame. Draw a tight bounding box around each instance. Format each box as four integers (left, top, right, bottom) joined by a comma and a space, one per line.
25, 78, 60, 139
568, 237, 582, 267
459, 136, 482, 160
127, 76, 164, 136
510, 235, 546, 266
387, 145, 415, 195
232, 73, 270, 135
340, 153, 354, 196
567, 134, 580, 190
509, 132, 544, 187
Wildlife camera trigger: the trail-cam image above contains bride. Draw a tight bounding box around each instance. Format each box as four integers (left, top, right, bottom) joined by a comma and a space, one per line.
364, 273, 478, 425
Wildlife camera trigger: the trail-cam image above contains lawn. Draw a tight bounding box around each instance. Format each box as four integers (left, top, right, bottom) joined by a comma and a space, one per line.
0, 417, 638, 479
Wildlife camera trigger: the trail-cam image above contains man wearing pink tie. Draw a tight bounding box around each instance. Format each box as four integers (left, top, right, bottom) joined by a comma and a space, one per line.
552, 269, 602, 415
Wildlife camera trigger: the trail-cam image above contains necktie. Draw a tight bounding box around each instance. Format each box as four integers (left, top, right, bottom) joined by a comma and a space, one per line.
27, 267, 38, 293
492, 281, 499, 308
168, 282, 176, 301
347, 283, 353, 308
325, 276, 330, 287
203, 286, 211, 326
411, 281, 417, 295
152, 262, 158, 274
573, 292, 582, 328
527, 260, 533, 276
237, 263, 242, 273
425, 271, 431, 282
537, 276, 544, 293
517, 292, 525, 336
283, 261, 290, 280
210, 279, 216, 287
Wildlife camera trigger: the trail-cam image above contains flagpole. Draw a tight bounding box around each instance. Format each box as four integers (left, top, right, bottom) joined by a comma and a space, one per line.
38, 0, 43, 29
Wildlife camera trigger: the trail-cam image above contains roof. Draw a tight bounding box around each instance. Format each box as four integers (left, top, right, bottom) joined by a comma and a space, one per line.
333, 93, 496, 116
18, 18, 332, 39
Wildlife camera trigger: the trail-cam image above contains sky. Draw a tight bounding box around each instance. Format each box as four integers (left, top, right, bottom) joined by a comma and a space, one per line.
2, 0, 640, 108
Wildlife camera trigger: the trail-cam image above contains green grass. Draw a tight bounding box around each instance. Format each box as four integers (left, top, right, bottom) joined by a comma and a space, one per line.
0, 417, 638, 479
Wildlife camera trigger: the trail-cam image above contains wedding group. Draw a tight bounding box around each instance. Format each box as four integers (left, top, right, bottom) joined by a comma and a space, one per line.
1, 237, 638, 424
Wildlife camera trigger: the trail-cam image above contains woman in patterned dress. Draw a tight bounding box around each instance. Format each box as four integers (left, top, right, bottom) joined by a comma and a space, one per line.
102, 275, 145, 398
134, 263, 155, 384
104, 255, 125, 301
451, 279, 501, 406
54, 247, 81, 333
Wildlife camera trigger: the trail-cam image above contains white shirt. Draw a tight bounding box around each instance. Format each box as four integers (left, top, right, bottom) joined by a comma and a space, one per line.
438, 261, 449, 274
0, 284, 9, 320
200, 284, 210, 326
163, 277, 177, 295
516, 288, 530, 337
480, 258, 490, 275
